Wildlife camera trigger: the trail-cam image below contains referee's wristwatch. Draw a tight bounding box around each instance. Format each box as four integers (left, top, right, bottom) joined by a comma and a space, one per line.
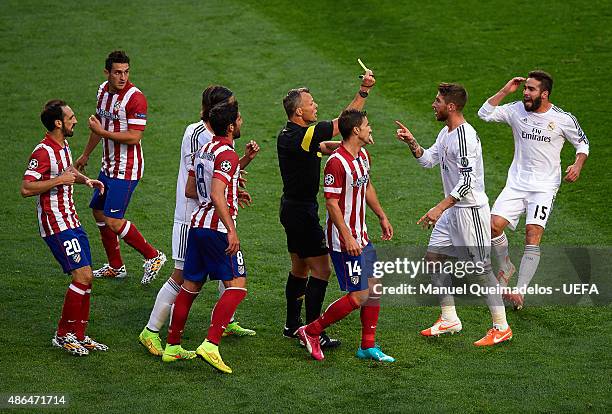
359, 90, 369, 98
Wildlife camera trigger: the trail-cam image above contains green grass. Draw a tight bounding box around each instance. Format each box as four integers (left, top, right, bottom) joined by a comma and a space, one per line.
1, 0, 611, 412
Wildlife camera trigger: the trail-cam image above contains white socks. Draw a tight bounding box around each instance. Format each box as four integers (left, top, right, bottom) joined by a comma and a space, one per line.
146, 278, 181, 332
517, 245, 541, 290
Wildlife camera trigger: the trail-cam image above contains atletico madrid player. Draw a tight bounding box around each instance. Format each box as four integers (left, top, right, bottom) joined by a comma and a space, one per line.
296, 109, 395, 362
75, 50, 166, 284
21, 100, 108, 356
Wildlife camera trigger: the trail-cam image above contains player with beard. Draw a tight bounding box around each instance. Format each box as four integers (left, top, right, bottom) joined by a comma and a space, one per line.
478, 71, 589, 309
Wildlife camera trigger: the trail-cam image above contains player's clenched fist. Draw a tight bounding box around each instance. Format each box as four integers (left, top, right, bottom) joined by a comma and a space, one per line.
57, 169, 77, 185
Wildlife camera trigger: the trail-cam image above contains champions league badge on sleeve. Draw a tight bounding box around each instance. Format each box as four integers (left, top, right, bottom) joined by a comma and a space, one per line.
220, 160, 232, 172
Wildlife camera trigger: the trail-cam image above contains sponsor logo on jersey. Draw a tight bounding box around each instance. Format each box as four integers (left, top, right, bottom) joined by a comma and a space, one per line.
28, 158, 38, 170
352, 173, 369, 188
521, 130, 551, 143
198, 151, 215, 161
324, 174, 335, 185
220, 160, 232, 172
96, 108, 121, 120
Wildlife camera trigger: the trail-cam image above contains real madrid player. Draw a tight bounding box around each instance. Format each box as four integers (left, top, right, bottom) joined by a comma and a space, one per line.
22, 100, 108, 356
139, 86, 258, 356
162, 101, 250, 374
478, 71, 589, 309
396, 83, 512, 346
297, 109, 395, 362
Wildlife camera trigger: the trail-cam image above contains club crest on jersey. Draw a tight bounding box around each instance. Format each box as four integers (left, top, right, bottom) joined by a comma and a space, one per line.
220, 160, 232, 172
72, 253, 81, 263
113, 101, 122, 111
324, 174, 335, 185
547, 122, 555, 131
28, 158, 38, 170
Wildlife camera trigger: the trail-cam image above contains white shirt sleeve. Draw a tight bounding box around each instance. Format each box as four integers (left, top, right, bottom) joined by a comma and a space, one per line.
449, 134, 479, 201
478, 101, 513, 124
561, 113, 590, 156
416, 140, 440, 168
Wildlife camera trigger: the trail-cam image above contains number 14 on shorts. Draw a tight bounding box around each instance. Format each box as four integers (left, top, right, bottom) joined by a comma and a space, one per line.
346, 260, 362, 276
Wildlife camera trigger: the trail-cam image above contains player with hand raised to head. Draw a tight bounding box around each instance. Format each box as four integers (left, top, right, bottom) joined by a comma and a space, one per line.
397, 83, 512, 346
478, 71, 589, 309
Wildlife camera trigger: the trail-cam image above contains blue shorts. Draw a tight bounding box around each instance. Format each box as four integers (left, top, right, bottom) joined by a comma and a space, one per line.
89, 172, 139, 219
183, 228, 247, 283
43, 227, 92, 274
330, 242, 377, 292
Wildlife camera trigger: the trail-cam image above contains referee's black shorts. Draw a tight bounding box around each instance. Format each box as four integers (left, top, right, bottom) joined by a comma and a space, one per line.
279, 197, 328, 259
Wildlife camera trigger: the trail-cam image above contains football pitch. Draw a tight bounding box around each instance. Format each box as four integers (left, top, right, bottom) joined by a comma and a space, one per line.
1, 0, 611, 412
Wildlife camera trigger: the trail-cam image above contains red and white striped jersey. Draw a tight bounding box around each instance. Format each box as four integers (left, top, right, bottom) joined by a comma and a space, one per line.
189, 136, 240, 233
23, 134, 81, 237
323, 145, 371, 252
95, 80, 147, 180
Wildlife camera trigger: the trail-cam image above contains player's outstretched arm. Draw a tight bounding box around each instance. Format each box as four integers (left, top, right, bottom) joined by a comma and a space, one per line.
326, 197, 362, 256
20, 170, 76, 198
365, 182, 393, 240
319, 141, 341, 155
239, 140, 260, 169
88, 115, 142, 145
211, 177, 240, 255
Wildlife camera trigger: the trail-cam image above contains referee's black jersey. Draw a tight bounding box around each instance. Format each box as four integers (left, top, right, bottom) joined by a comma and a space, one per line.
277, 120, 334, 202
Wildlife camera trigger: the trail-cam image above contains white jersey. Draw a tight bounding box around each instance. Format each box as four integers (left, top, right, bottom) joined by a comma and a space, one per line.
478, 101, 589, 192
417, 122, 488, 208
174, 121, 213, 223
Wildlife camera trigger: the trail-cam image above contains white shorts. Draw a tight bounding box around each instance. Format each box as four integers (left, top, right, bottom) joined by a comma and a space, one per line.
172, 221, 191, 270
428, 205, 491, 263
491, 186, 557, 230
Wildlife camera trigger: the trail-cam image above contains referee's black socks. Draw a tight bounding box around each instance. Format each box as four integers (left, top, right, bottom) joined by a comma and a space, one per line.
305, 276, 329, 324
285, 272, 307, 329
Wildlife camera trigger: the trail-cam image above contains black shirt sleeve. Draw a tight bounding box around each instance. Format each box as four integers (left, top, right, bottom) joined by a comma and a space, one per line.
304, 120, 334, 153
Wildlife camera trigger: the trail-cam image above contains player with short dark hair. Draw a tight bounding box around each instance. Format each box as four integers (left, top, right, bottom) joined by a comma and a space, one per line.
397, 83, 512, 346
162, 100, 252, 374
478, 70, 589, 309
138, 86, 258, 356
297, 109, 395, 362
75, 50, 166, 284
277, 68, 376, 348
22, 100, 108, 356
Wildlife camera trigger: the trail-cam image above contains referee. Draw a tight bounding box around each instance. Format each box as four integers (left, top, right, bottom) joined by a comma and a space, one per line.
277, 69, 376, 347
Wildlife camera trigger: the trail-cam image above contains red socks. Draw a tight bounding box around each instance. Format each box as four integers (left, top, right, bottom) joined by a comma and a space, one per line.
166, 287, 199, 345
118, 221, 157, 260
57, 281, 89, 337
74, 284, 91, 341
97, 222, 123, 268
207, 288, 247, 345
305, 294, 359, 336
360, 303, 380, 349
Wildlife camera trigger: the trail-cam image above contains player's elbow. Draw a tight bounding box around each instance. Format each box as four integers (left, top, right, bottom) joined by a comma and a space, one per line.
20, 186, 33, 198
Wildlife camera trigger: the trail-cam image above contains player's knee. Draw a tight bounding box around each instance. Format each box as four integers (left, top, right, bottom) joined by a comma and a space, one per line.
525, 225, 544, 245
104, 217, 124, 233
224, 276, 246, 289
72, 266, 93, 284
92, 209, 105, 223
170, 269, 184, 285
491, 217, 507, 237
350, 290, 369, 306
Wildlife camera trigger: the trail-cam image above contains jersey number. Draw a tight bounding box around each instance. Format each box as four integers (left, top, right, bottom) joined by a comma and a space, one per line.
196, 164, 208, 199
346, 260, 362, 277
534, 205, 548, 220
63, 239, 82, 256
